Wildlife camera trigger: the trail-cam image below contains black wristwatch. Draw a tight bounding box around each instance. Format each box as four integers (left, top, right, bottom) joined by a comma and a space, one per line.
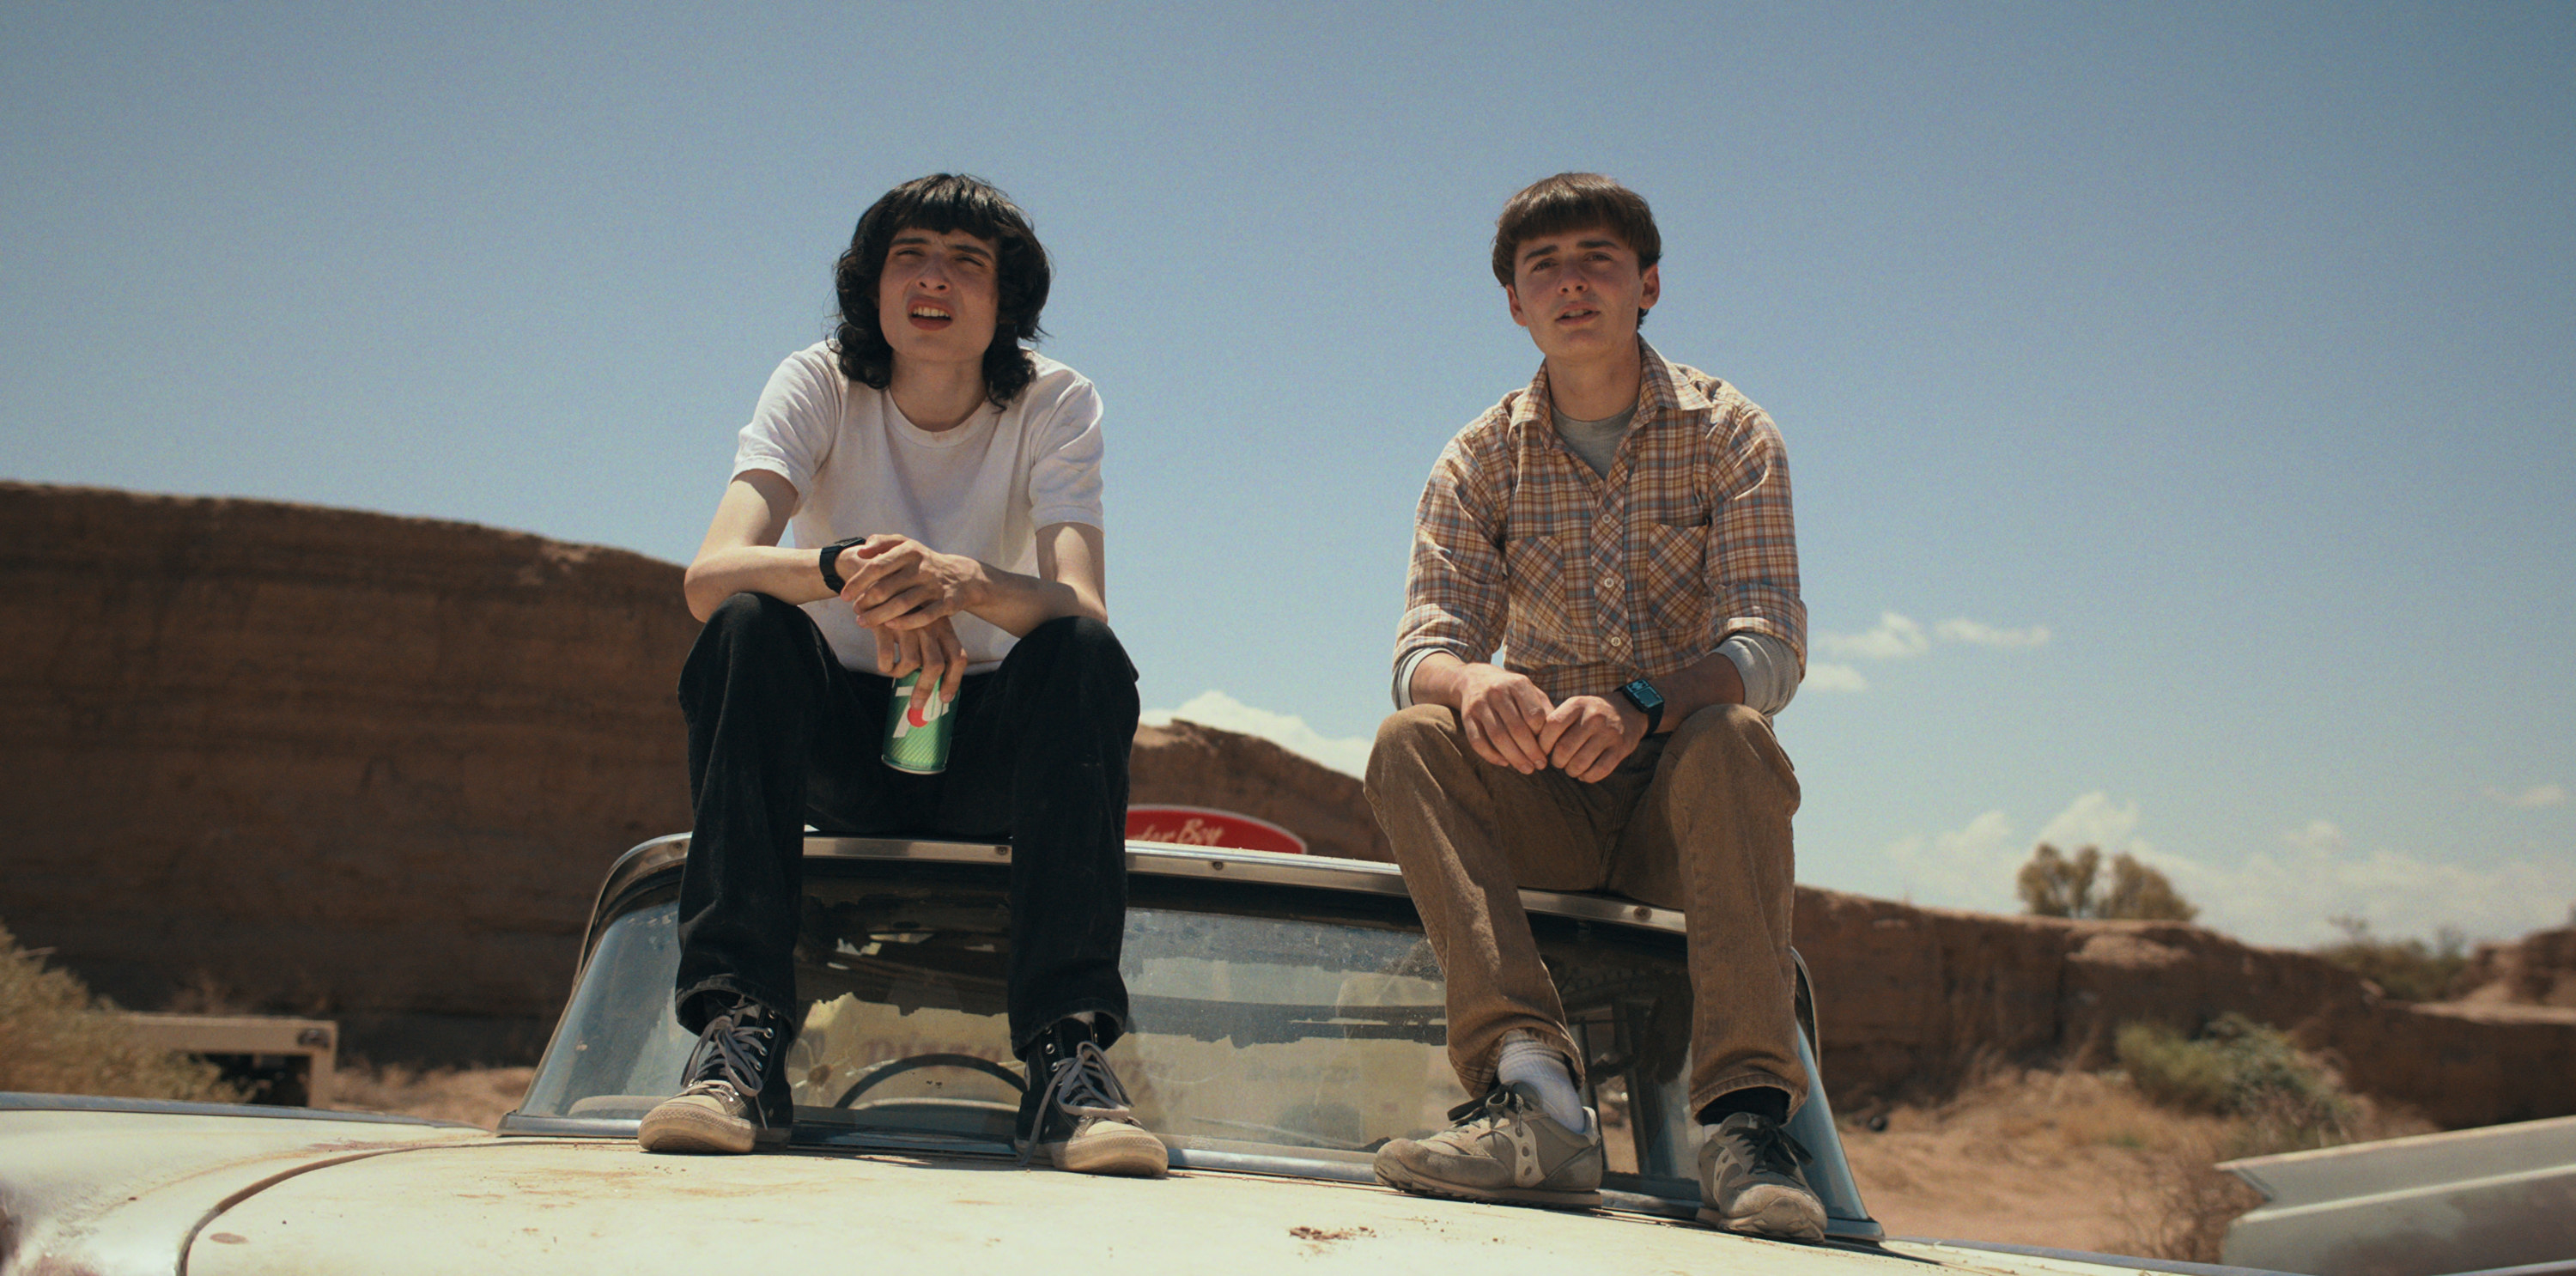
1618, 678, 1666, 736
817, 537, 870, 592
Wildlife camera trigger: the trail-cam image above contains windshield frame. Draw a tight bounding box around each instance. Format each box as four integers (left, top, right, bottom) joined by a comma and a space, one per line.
506, 835, 1878, 1240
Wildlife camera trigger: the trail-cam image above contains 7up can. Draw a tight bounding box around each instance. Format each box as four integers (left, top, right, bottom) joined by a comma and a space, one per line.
882, 671, 953, 774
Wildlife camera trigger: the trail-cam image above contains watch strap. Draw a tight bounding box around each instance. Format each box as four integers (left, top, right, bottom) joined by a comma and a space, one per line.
1619, 679, 1665, 737
818, 537, 869, 593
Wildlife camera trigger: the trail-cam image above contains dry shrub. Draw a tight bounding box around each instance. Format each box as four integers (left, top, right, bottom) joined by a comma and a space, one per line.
2113, 1133, 2269, 1262
2017, 843, 2198, 921
333, 1060, 537, 1129
1840, 1061, 2246, 1252
2109, 1015, 2431, 1261
0, 918, 240, 1102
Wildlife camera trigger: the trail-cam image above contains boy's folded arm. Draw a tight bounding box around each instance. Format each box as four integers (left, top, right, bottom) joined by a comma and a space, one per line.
683, 470, 835, 622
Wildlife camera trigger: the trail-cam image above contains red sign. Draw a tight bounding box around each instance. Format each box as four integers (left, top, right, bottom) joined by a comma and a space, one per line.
1125, 805, 1308, 855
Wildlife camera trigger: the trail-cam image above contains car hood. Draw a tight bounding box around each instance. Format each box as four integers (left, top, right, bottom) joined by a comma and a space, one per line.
0, 1104, 489, 1276
197, 1139, 2162, 1276
6, 1107, 2158, 1276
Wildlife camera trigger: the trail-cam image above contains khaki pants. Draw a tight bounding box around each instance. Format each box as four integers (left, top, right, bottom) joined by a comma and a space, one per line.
1364, 702, 1807, 1119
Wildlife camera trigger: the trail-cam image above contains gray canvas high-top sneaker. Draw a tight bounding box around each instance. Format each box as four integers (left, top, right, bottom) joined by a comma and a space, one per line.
1698, 1111, 1826, 1240
1016, 1018, 1168, 1177
638, 1001, 793, 1154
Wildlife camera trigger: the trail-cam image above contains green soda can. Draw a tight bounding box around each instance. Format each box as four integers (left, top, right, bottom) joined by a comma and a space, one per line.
882, 671, 954, 775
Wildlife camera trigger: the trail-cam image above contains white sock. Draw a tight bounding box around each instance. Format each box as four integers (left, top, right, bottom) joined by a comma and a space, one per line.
1495, 1032, 1590, 1133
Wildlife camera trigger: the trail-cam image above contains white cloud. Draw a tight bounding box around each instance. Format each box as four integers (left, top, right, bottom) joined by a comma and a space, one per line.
2035, 792, 2148, 854
1803, 662, 1868, 693
1140, 690, 1373, 777
2281, 818, 2348, 854
1884, 808, 2023, 912
1817, 611, 1929, 660
2166, 821, 2576, 946
2484, 783, 2567, 810
1812, 612, 2050, 692
1877, 795, 2576, 946
1935, 618, 2052, 649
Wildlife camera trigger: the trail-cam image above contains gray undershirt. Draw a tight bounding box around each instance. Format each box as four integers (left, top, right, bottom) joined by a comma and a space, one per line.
1390, 404, 1802, 718
1553, 403, 1637, 477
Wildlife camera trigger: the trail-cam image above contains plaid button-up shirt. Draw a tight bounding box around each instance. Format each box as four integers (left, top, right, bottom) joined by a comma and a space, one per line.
1394, 341, 1805, 706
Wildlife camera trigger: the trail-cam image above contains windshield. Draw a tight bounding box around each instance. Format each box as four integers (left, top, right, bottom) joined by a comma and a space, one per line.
519, 860, 1701, 1191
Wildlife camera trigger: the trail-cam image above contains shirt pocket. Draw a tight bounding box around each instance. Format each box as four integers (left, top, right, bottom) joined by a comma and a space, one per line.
1634, 521, 1713, 646
1502, 530, 1589, 665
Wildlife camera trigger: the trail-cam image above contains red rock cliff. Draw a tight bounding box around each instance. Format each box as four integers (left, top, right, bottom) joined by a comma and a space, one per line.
0, 483, 1389, 1061
0, 483, 700, 1060
3, 483, 2567, 1126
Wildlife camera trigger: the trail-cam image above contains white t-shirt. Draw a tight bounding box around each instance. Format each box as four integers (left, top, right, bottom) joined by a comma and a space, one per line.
731, 342, 1105, 674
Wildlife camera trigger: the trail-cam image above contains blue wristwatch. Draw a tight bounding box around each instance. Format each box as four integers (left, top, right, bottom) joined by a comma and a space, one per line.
1618, 678, 1666, 736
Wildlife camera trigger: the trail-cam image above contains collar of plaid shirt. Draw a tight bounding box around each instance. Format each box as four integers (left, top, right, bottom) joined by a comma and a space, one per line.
1397, 339, 1806, 706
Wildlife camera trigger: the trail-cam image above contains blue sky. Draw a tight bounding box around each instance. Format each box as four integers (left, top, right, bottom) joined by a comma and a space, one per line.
6, 2, 2569, 946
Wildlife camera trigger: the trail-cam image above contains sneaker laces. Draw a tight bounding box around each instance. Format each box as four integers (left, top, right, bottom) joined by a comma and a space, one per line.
1725, 1115, 1814, 1177
1019, 1039, 1139, 1166
1443, 1084, 1540, 1131
679, 1006, 776, 1104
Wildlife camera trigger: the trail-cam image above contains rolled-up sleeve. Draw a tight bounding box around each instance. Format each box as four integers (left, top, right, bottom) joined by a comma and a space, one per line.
1392, 434, 1508, 707
1707, 405, 1806, 671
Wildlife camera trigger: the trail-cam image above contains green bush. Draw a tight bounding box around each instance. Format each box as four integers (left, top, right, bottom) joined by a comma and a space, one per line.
2315, 916, 2470, 1002
0, 918, 239, 1101
2116, 1014, 2353, 1151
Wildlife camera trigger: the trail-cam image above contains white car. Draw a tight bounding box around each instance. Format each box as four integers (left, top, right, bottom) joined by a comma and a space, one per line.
2, 835, 2260, 1275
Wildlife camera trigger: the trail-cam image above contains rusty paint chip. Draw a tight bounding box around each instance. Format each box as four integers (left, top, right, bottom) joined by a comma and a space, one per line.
1288, 1225, 1376, 1242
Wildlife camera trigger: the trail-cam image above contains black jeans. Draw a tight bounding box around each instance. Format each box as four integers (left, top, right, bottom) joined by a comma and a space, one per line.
671, 592, 1139, 1055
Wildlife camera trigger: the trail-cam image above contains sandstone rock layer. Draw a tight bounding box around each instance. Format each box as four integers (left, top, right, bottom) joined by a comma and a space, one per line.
0, 484, 1392, 1063
1131, 720, 1389, 863
1, 483, 699, 1060
2459, 925, 2576, 1009
1795, 890, 2576, 1127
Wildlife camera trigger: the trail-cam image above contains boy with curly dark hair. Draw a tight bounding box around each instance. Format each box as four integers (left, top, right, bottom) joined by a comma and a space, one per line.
638, 174, 1161, 1179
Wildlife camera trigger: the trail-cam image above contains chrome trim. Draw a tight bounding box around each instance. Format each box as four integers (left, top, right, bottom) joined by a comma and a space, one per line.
580, 834, 1691, 968
1905, 1240, 2293, 1276
1166, 1147, 1375, 1182
1599, 1188, 1698, 1222
0, 1091, 480, 1129
497, 1113, 636, 1139
1583, 1185, 1885, 1237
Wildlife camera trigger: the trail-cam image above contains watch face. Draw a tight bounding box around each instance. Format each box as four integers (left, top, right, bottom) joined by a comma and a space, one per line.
1623, 680, 1664, 711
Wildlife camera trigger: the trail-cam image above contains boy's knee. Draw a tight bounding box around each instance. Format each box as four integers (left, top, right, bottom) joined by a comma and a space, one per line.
1365, 705, 1459, 799
1666, 702, 1795, 788
684, 593, 806, 687
1671, 701, 1766, 748
706, 591, 804, 642
1021, 615, 1134, 679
